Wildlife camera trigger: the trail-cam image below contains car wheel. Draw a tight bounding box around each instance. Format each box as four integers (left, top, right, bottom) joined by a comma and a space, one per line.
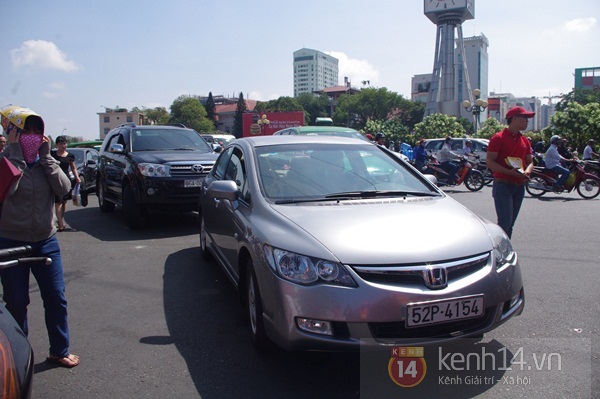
199, 215, 212, 260
123, 185, 147, 229
246, 260, 272, 351
98, 179, 115, 212
79, 176, 88, 207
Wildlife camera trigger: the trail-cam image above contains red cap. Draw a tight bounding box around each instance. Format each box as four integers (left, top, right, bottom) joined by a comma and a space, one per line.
506, 106, 535, 119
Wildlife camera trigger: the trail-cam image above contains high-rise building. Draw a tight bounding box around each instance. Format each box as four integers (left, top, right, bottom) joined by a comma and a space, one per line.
293, 48, 339, 97
457, 34, 489, 124
574, 67, 600, 90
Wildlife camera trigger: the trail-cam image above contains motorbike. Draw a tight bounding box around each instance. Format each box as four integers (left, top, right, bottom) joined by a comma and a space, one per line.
583, 160, 599, 178
525, 160, 600, 199
423, 155, 485, 191
0, 245, 51, 399
471, 154, 494, 186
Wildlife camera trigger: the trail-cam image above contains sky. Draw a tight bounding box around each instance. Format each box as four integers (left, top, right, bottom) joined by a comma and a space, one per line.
1, 0, 598, 140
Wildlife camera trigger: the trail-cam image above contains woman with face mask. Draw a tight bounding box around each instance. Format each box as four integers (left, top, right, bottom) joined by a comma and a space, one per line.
0, 107, 80, 367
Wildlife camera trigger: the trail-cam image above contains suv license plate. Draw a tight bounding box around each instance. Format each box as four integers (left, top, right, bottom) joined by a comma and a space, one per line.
406, 295, 484, 327
184, 179, 202, 188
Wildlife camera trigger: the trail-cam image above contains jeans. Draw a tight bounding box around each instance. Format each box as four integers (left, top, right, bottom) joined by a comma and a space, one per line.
492, 181, 525, 239
549, 165, 570, 187
0, 235, 71, 357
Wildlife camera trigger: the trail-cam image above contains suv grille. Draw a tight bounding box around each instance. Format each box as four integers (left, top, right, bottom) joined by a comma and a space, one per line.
170, 163, 214, 177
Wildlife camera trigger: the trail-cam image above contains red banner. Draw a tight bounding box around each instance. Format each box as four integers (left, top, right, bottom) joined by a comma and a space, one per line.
242, 112, 304, 137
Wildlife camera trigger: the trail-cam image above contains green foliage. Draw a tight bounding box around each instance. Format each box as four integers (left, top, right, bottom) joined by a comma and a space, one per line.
233, 92, 246, 138
549, 101, 600, 153
254, 96, 303, 113
332, 88, 411, 130
362, 119, 410, 147
295, 93, 330, 125
169, 96, 213, 133
413, 113, 466, 139
476, 118, 505, 139
555, 89, 600, 112
144, 107, 170, 125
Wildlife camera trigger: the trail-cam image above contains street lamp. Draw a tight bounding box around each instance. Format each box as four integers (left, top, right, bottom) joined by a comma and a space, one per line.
462, 89, 488, 134
257, 114, 270, 135
61, 128, 67, 135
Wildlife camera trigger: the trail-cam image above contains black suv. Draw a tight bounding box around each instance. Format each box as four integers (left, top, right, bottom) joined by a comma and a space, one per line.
97, 123, 218, 228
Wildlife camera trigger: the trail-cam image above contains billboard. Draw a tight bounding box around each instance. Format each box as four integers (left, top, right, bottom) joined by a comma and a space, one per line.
242, 112, 304, 137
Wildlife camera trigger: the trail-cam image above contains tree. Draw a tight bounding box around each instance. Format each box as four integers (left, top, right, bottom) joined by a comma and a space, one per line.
547, 101, 600, 153
144, 107, 170, 125
254, 96, 303, 113
332, 88, 410, 130
169, 95, 214, 133
476, 118, 505, 139
233, 92, 246, 138
205, 92, 217, 129
295, 93, 330, 125
413, 113, 466, 139
555, 88, 600, 112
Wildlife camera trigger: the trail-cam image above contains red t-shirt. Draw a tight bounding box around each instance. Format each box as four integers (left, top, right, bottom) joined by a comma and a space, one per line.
487, 128, 531, 183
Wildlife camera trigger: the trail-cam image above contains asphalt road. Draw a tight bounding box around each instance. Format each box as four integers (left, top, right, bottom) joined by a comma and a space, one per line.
19, 185, 599, 399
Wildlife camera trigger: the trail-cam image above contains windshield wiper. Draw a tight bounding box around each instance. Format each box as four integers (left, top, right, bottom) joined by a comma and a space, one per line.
274, 197, 340, 204
324, 190, 439, 199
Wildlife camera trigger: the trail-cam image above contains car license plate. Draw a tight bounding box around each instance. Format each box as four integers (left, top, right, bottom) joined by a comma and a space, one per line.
184, 179, 202, 188
405, 295, 484, 327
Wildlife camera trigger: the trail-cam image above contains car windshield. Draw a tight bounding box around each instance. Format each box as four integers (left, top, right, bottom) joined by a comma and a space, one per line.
131, 128, 213, 152
255, 143, 439, 203
302, 131, 369, 141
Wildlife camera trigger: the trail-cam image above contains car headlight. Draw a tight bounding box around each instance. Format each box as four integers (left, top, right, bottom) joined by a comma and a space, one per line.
263, 245, 357, 287
138, 163, 170, 177
493, 235, 516, 271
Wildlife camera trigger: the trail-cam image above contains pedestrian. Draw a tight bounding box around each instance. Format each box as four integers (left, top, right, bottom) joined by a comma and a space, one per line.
0, 107, 80, 367
413, 138, 428, 172
51, 135, 80, 231
0, 134, 6, 153
486, 106, 534, 238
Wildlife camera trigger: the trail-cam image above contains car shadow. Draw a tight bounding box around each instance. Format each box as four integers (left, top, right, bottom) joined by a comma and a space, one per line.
157, 247, 361, 399
63, 198, 199, 242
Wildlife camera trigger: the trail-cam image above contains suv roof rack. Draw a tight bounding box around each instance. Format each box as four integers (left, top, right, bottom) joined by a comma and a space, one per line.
169, 123, 187, 128
117, 122, 136, 128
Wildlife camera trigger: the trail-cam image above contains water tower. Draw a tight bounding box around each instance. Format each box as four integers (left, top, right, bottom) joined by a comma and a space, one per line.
424, 0, 475, 116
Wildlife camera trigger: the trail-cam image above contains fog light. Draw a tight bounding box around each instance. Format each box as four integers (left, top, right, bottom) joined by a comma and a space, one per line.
296, 318, 333, 336
147, 188, 156, 195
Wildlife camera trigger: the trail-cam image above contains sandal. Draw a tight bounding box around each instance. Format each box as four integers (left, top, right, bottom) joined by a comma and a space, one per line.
47, 354, 80, 368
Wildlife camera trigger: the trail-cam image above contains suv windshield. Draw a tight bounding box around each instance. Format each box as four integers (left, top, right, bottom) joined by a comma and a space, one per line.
131, 128, 213, 152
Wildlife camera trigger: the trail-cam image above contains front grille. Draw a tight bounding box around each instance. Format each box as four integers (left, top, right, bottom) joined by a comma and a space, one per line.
351, 253, 490, 289
170, 163, 214, 177
369, 308, 494, 339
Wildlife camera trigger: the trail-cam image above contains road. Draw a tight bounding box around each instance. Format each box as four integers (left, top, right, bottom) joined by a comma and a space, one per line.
21, 185, 598, 398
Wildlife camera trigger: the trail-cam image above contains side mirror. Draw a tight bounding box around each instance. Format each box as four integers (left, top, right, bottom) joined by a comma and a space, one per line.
109, 143, 124, 154
209, 180, 238, 202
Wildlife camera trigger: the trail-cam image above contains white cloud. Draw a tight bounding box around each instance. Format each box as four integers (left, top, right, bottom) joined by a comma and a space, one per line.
10, 40, 81, 72
328, 51, 379, 87
564, 17, 597, 33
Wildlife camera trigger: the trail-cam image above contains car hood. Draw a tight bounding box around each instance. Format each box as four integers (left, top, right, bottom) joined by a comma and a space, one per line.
270, 196, 493, 264
132, 151, 217, 163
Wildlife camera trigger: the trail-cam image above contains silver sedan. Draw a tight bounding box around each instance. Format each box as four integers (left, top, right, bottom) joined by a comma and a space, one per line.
198, 136, 524, 351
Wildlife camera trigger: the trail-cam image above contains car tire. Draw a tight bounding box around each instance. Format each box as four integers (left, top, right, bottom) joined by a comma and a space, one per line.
79, 176, 88, 207
98, 179, 115, 213
123, 185, 147, 229
199, 215, 212, 260
246, 261, 272, 351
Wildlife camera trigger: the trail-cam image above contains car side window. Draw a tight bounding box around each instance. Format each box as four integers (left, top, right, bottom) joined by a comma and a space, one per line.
212, 147, 233, 180
225, 147, 249, 203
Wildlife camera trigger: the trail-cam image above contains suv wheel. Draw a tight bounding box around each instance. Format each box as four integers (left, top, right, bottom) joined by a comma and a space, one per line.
123, 185, 147, 229
98, 179, 115, 213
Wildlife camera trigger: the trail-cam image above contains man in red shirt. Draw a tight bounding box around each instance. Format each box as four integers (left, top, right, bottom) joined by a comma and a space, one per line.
486, 106, 535, 238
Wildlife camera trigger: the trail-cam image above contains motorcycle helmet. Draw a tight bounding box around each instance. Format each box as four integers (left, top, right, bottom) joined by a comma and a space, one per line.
375, 133, 385, 141
550, 135, 561, 144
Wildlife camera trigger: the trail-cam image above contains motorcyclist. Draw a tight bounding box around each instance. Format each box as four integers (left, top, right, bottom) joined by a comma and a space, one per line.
438, 136, 461, 184
375, 132, 386, 147
545, 135, 573, 191
583, 139, 598, 160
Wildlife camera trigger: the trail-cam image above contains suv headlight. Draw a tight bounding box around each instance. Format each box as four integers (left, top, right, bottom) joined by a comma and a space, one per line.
263, 245, 357, 287
138, 163, 170, 177
493, 235, 516, 272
